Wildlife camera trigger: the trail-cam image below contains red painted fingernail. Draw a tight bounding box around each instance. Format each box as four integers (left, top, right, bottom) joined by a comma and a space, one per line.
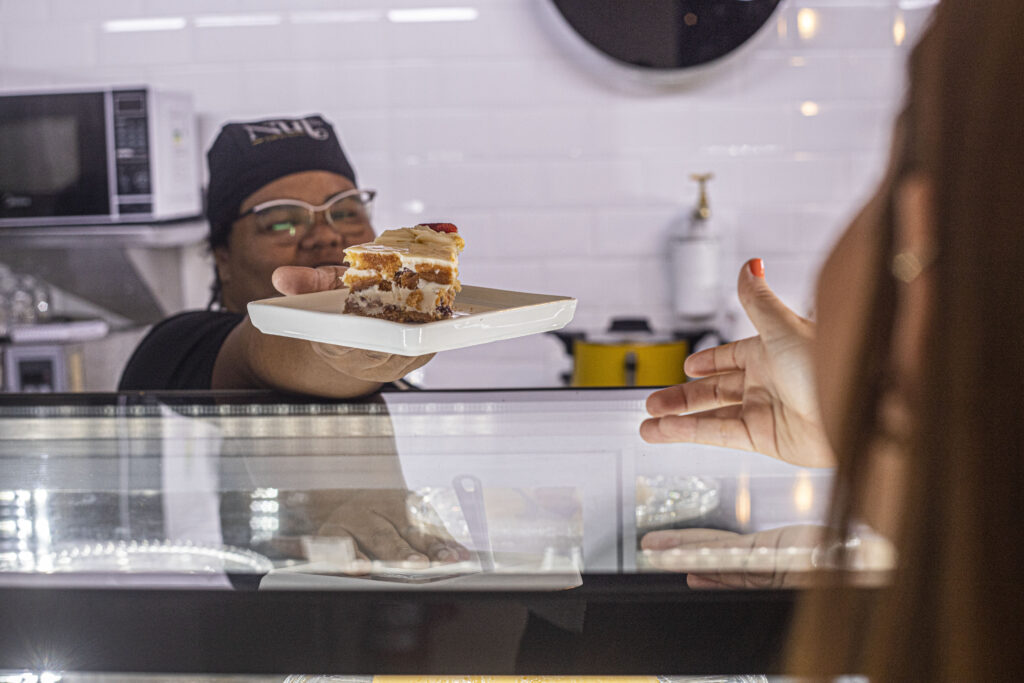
749, 258, 765, 278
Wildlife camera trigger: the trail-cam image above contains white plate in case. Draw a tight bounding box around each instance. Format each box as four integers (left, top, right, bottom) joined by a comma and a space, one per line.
247, 285, 577, 355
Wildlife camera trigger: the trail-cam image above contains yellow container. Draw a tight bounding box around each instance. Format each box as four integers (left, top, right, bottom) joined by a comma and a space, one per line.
571, 339, 689, 387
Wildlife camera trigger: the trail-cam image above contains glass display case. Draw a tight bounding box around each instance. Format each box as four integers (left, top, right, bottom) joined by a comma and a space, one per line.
0, 388, 885, 680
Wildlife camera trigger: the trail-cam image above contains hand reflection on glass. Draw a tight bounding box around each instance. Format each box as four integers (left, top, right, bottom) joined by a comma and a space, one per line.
642, 524, 896, 590
300, 488, 470, 573
642, 525, 825, 590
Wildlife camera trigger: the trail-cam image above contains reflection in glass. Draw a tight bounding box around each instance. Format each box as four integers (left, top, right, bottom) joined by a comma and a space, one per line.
635, 475, 720, 530
0, 390, 881, 591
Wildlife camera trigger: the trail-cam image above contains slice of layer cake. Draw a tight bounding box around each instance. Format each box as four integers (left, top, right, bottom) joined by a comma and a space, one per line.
342, 223, 465, 323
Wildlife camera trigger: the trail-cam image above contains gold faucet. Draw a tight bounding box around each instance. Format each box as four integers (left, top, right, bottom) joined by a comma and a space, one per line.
690, 173, 714, 221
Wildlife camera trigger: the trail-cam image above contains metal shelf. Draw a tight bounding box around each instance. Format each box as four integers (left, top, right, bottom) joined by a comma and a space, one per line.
0, 218, 206, 248
0, 219, 208, 324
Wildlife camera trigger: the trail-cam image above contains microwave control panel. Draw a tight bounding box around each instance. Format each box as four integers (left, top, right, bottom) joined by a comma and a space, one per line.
111, 89, 152, 214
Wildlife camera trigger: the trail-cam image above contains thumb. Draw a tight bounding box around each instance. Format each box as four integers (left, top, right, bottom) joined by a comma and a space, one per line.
272, 265, 348, 296
736, 258, 802, 343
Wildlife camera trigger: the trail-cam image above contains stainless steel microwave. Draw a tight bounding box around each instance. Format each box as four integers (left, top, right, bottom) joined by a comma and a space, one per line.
0, 86, 201, 226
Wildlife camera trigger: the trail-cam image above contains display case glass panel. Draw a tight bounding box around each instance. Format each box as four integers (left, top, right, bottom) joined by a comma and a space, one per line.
0, 389, 887, 676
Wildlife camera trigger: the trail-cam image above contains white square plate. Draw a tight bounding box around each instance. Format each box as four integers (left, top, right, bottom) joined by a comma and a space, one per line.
247, 284, 577, 355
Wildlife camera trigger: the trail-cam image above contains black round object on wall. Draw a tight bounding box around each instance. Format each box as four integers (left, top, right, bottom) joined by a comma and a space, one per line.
550, 0, 782, 70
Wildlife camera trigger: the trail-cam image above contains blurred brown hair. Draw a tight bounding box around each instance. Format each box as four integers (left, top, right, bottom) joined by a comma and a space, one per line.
786, 1, 1024, 679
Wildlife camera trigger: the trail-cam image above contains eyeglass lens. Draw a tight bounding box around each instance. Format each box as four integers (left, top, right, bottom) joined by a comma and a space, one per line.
255, 192, 372, 239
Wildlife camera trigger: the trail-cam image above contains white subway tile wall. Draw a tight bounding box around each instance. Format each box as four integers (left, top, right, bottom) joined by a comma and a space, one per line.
0, 0, 935, 388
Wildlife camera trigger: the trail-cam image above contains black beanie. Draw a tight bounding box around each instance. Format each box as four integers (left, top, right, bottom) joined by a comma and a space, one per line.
205, 114, 357, 248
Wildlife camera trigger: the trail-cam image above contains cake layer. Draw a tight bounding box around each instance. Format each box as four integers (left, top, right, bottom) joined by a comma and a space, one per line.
345, 264, 455, 291
343, 282, 456, 323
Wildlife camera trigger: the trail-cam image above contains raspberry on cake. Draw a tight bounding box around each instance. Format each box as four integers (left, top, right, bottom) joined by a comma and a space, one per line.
342, 223, 466, 323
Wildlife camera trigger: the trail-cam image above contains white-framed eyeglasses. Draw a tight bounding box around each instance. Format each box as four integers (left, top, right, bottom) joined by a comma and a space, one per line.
239, 188, 376, 239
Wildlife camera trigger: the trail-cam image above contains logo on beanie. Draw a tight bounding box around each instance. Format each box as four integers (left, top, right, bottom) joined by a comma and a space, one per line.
243, 117, 330, 146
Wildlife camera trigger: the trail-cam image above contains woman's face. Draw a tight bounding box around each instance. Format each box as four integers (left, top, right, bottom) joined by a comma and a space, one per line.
214, 170, 376, 312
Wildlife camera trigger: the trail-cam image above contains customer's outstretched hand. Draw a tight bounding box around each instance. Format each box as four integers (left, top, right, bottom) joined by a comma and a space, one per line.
640, 259, 835, 468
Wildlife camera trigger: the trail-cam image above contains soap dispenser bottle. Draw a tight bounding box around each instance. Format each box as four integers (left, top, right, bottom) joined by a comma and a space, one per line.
669, 173, 720, 327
